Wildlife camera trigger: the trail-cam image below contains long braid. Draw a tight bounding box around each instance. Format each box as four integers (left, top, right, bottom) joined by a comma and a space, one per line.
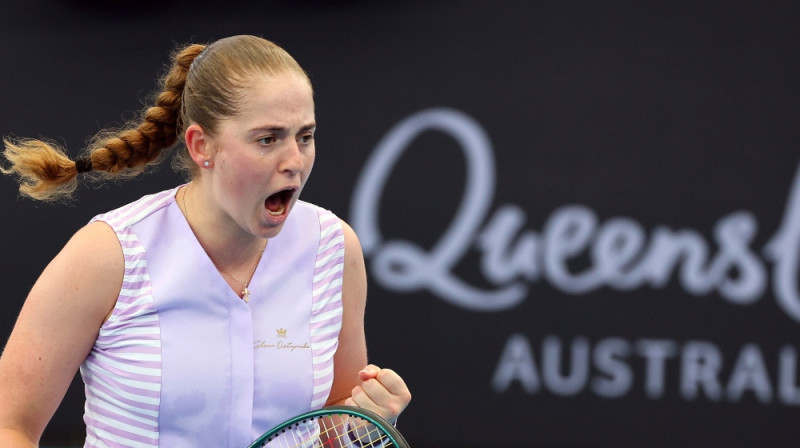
0, 43, 205, 201
88, 44, 203, 174
3, 36, 311, 201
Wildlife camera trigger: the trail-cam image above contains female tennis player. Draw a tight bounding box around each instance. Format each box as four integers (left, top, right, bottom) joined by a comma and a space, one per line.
0, 35, 410, 447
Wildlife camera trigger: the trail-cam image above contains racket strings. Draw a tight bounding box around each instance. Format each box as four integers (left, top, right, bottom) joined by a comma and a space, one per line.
263, 419, 320, 448
321, 416, 394, 447
265, 415, 394, 448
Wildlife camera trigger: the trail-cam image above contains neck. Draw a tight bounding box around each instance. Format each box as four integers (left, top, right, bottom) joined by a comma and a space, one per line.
179, 182, 267, 269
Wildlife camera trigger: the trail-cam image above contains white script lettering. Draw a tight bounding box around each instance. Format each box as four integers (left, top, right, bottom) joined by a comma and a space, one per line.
351, 108, 800, 321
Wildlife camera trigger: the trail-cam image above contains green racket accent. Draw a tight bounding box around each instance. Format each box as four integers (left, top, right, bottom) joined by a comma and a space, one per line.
247, 405, 410, 448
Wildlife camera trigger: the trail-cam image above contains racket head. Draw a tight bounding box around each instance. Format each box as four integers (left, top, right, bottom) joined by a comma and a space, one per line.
247, 405, 410, 448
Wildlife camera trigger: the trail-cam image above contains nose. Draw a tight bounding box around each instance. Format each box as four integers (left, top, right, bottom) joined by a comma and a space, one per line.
279, 140, 304, 174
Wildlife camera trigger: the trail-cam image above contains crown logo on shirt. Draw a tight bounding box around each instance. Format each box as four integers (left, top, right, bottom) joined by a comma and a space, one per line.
276, 328, 287, 338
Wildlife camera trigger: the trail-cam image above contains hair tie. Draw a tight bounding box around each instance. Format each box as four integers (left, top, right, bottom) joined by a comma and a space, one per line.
75, 157, 93, 173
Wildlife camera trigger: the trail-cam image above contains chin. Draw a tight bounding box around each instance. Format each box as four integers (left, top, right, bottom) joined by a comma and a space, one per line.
259, 223, 283, 237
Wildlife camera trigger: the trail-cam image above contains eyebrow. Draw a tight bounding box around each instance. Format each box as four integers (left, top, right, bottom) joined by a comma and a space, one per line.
249, 123, 316, 134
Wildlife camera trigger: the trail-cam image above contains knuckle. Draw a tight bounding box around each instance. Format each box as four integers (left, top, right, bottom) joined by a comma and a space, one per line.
376, 368, 396, 380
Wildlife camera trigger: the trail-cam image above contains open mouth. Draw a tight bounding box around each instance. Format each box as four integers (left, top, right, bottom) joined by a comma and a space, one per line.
265, 188, 295, 216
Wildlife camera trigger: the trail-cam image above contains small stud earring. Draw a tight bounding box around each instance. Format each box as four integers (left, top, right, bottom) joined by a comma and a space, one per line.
203, 160, 211, 168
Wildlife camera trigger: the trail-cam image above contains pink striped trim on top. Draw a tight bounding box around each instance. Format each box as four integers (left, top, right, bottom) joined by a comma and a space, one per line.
81, 188, 176, 448
309, 209, 345, 409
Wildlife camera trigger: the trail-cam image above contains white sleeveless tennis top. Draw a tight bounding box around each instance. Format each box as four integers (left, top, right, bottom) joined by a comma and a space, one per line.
79, 186, 345, 447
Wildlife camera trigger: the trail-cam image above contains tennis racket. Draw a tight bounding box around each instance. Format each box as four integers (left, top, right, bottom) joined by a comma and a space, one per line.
247, 406, 410, 448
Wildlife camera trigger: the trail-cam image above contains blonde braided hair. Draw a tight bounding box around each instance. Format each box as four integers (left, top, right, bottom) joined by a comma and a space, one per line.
1, 35, 310, 201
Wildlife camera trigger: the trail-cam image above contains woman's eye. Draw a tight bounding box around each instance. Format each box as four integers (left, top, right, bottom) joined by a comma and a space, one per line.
297, 132, 314, 145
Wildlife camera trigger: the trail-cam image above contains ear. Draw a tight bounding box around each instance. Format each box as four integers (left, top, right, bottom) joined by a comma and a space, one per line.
185, 123, 213, 167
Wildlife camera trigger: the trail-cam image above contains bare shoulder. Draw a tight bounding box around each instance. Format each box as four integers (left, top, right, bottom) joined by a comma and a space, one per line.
28, 220, 124, 326
340, 219, 364, 258
340, 220, 366, 283
339, 218, 367, 307
62, 220, 123, 270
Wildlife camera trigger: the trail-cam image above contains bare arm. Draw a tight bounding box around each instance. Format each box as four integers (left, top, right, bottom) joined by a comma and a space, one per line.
325, 221, 410, 422
0, 221, 123, 447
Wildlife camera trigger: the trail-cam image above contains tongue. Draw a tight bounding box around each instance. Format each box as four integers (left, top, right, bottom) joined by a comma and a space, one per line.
266, 193, 283, 212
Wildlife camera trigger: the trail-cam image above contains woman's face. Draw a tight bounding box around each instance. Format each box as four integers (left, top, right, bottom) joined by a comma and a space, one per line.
204, 71, 316, 240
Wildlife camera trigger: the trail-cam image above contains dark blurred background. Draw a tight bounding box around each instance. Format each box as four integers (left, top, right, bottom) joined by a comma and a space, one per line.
2, 1, 800, 447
